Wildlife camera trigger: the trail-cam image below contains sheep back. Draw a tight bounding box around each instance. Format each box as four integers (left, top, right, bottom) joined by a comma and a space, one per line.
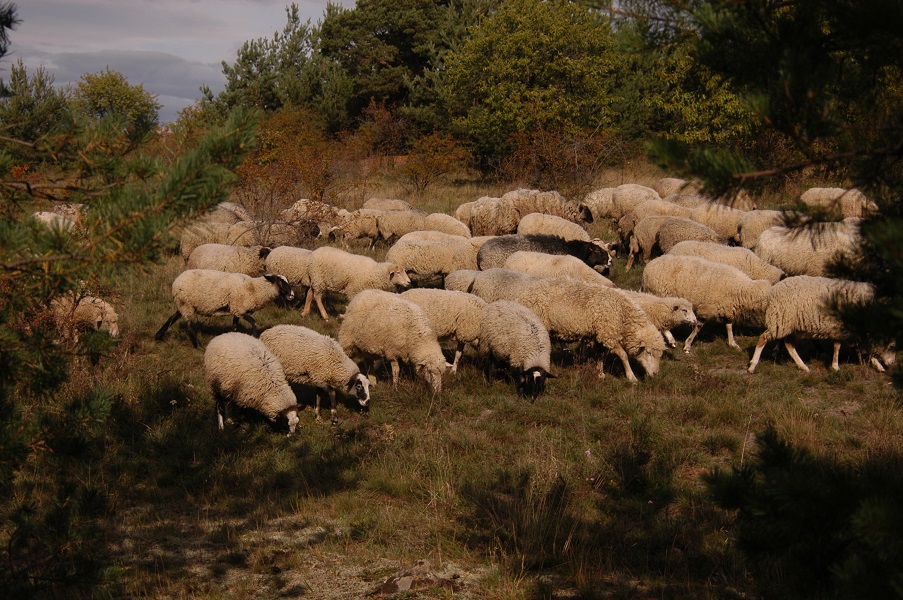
504, 251, 614, 287
186, 243, 271, 276
400, 288, 487, 345
668, 240, 784, 283
517, 212, 590, 242
259, 324, 360, 392
263, 246, 314, 286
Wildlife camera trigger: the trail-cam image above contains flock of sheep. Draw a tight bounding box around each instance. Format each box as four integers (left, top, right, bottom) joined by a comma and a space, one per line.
38, 180, 896, 434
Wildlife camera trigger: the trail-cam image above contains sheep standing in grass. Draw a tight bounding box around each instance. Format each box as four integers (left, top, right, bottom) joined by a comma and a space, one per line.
338, 289, 452, 393
385, 232, 487, 285
204, 332, 299, 434
800, 187, 878, 218
517, 212, 591, 242
516, 277, 667, 382
480, 300, 555, 398
747, 276, 895, 374
642, 255, 772, 352
689, 202, 749, 241
400, 288, 487, 374
301, 246, 411, 320
51, 294, 120, 339
443, 269, 482, 293
263, 246, 313, 295
155, 269, 295, 347
329, 208, 387, 248
363, 197, 415, 211
186, 243, 272, 276
607, 184, 662, 221
179, 221, 233, 258
754, 221, 861, 276
667, 240, 784, 283
615, 289, 697, 348
503, 251, 614, 287
467, 268, 546, 303
477, 234, 612, 274
579, 187, 615, 222
259, 325, 370, 424
626, 216, 722, 270
737, 209, 788, 249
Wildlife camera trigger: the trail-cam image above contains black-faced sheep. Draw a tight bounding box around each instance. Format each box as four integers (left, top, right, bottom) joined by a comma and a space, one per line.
480, 300, 555, 398
476, 234, 612, 275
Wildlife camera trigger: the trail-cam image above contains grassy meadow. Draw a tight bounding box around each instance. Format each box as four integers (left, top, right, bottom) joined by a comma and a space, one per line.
58, 167, 902, 599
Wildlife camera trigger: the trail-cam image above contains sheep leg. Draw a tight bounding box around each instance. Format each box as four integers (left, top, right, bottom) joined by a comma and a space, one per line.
612, 345, 638, 383
314, 291, 330, 321
328, 389, 339, 424
241, 314, 259, 336
231, 316, 241, 331
185, 320, 201, 348
215, 395, 229, 431
663, 329, 677, 348
451, 342, 465, 375
747, 332, 771, 373
831, 341, 841, 371
300, 288, 315, 317
726, 323, 741, 349
154, 311, 182, 340
870, 356, 887, 372
683, 321, 704, 353
784, 340, 811, 372
390, 360, 400, 388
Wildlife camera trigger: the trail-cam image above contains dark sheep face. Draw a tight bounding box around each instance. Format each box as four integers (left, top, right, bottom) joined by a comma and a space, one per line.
347, 373, 371, 407
516, 367, 555, 399
264, 273, 295, 306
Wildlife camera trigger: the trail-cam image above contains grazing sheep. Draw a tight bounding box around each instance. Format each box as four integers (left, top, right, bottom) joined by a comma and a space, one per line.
201, 201, 251, 225
667, 240, 784, 283
579, 187, 615, 222
642, 255, 772, 352
754, 221, 861, 277
155, 269, 295, 348
737, 209, 789, 249
516, 277, 666, 382
204, 332, 299, 434
32, 210, 76, 231
467, 268, 546, 303
467, 195, 523, 236
662, 193, 710, 209
608, 184, 662, 221
227, 220, 315, 248
179, 220, 233, 259
689, 202, 748, 241
517, 212, 591, 242
385, 230, 491, 284
454, 201, 476, 227
363, 197, 415, 211
329, 208, 387, 248
301, 246, 411, 320
626, 216, 722, 270
654, 177, 700, 198
615, 289, 697, 348
263, 246, 313, 293
424, 213, 472, 238
51, 294, 120, 339
800, 187, 878, 218
186, 243, 272, 276
747, 276, 895, 374
443, 269, 482, 293
400, 288, 487, 373
616, 199, 694, 252
477, 234, 612, 274
338, 289, 452, 393
466, 189, 591, 236
503, 251, 614, 287
259, 324, 370, 424
480, 300, 555, 398
375, 209, 428, 242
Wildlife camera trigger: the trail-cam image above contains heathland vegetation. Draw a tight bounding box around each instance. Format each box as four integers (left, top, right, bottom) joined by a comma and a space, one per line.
2, 1, 902, 598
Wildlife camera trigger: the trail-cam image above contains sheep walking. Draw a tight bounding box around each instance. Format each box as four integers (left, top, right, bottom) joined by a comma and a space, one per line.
301, 246, 411, 320
338, 289, 452, 394
155, 269, 295, 348
477, 233, 612, 274
754, 221, 861, 277
747, 276, 895, 374
386, 231, 488, 285
263, 246, 314, 293
204, 332, 299, 434
667, 240, 784, 283
517, 212, 591, 242
615, 289, 697, 348
400, 288, 488, 373
186, 243, 272, 276
503, 251, 614, 287
642, 255, 772, 352
259, 325, 370, 424
480, 300, 555, 398
466, 268, 546, 304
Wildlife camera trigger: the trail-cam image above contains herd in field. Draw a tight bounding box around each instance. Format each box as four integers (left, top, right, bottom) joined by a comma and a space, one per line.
39, 178, 897, 434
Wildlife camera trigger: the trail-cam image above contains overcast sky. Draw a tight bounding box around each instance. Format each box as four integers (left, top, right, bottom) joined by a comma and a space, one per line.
4, 0, 351, 124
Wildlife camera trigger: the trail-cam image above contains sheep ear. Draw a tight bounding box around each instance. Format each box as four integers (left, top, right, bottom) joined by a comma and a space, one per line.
367, 374, 378, 386
258, 247, 272, 259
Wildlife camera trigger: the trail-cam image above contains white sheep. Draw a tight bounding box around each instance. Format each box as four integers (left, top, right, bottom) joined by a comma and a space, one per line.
443, 269, 482, 293
263, 246, 313, 292
454, 201, 476, 227
654, 177, 699, 198
747, 276, 895, 374
736, 209, 789, 249
662, 193, 710, 209
227, 220, 315, 248
667, 240, 784, 283
516, 277, 667, 382
385, 232, 485, 285
689, 202, 749, 241
799, 187, 878, 218
186, 243, 272, 276
579, 187, 615, 222
179, 220, 233, 259
375, 209, 428, 242
329, 208, 387, 248
467, 189, 591, 236
338, 289, 452, 393
615, 289, 697, 348
608, 184, 662, 221
32, 210, 76, 231
626, 216, 722, 270
155, 269, 295, 348
363, 197, 415, 211
642, 255, 772, 352
400, 288, 487, 374
517, 212, 590, 242
754, 221, 861, 276
51, 294, 120, 339
204, 332, 299, 434
424, 212, 472, 238
467, 268, 546, 303
259, 324, 370, 424
503, 251, 614, 287
301, 246, 412, 320
201, 201, 251, 225
480, 300, 555, 398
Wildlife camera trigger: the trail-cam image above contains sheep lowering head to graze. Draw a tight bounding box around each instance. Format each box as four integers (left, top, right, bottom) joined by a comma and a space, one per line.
747, 276, 895, 374
155, 269, 295, 348
338, 289, 452, 394
479, 300, 555, 398
301, 246, 411, 320
186, 243, 272, 277
51, 294, 120, 340
476, 233, 612, 274
204, 332, 299, 434
260, 324, 370, 424
503, 251, 614, 288
385, 231, 484, 286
